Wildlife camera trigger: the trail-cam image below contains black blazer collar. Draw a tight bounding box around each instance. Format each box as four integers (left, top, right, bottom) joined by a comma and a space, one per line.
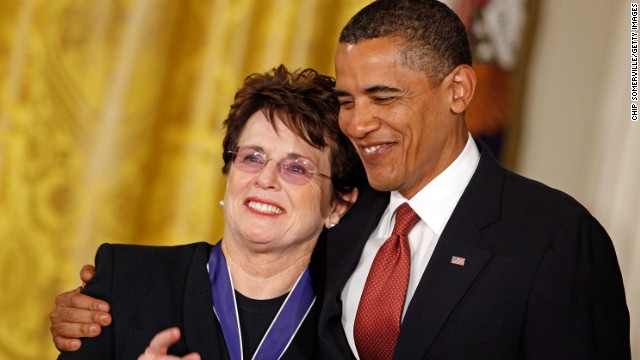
182, 242, 231, 360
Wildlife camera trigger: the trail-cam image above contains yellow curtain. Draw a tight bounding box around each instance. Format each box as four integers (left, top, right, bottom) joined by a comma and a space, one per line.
0, 0, 369, 358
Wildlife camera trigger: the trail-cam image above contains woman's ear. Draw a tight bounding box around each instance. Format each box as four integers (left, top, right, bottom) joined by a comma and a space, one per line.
325, 188, 359, 229
446, 64, 476, 114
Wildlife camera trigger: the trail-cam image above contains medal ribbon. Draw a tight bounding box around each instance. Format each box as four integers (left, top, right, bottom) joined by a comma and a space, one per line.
208, 243, 315, 360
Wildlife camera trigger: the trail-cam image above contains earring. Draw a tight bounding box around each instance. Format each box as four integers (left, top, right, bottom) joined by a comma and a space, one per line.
219, 200, 224, 207
330, 223, 336, 228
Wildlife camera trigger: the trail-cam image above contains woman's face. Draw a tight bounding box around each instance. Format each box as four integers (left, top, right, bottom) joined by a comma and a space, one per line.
223, 111, 344, 253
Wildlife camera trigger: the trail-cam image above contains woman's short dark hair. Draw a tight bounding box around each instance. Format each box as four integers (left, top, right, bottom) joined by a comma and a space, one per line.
222, 65, 365, 206
339, 0, 472, 86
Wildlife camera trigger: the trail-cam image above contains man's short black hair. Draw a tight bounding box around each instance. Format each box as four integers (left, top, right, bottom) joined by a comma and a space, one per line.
339, 0, 472, 85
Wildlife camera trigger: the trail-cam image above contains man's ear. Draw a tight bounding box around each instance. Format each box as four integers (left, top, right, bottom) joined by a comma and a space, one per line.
446, 64, 476, 114
325, 188, 359, 229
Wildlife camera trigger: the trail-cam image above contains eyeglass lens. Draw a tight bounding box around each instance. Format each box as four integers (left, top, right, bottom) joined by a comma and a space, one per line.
231, 147, 324, 185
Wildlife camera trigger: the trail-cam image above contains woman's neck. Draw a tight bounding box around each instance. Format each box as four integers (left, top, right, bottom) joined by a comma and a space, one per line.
220, 239, 314, 300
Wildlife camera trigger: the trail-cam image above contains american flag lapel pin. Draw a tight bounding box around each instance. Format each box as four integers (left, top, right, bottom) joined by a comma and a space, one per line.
450, 256, 466, 266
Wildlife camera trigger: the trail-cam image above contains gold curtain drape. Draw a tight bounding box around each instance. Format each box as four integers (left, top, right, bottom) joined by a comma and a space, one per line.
0, 1, 370, 358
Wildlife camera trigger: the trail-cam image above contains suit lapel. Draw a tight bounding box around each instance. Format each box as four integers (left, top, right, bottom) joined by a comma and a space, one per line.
327, 185, 390, 296
320, 185, 389, 358
182, 242, 230, 360
394, 142, 505, 359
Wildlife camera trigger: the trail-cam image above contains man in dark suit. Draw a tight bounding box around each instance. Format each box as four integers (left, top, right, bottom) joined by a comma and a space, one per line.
319, 0, 630, 359
51, 1, 630, 358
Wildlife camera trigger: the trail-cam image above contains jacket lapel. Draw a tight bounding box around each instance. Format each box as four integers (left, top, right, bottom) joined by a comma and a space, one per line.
327, 185, 390, 295
394, 142, 505, 359
319, 185, 389, 358
182, 242, 230, 360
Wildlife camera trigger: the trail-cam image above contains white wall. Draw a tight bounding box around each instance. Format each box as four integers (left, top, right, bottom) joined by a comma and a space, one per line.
518, 0, 639, 355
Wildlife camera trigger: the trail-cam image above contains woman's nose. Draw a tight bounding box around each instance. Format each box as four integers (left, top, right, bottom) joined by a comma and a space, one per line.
254, 160, 282, 190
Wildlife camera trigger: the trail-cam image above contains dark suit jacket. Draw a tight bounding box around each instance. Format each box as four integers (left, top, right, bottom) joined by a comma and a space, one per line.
58, 242, 322, 360
318, 141, 630, 359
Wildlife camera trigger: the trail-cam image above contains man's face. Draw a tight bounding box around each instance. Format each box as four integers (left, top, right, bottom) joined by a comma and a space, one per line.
335, 37, 465, 198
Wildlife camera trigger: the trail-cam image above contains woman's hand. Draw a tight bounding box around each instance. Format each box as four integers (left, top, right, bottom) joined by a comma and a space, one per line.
138, 327, 201, 360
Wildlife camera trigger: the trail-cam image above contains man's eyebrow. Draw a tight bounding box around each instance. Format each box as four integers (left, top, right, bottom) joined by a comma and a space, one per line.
335, 85, 401, 97
364, 85, 401, 94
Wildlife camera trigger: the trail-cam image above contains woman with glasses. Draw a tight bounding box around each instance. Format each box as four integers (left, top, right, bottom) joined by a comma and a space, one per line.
55, 65, 365, 360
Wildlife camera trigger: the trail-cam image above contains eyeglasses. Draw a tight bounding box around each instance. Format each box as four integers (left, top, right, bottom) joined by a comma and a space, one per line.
228, 146, 331, 185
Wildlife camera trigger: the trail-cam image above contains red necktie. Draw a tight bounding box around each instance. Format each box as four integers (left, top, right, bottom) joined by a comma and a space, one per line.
354, 203, 420, 360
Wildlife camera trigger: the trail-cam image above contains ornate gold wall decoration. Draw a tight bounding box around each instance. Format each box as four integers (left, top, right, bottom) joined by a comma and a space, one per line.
0, 0, 369, 358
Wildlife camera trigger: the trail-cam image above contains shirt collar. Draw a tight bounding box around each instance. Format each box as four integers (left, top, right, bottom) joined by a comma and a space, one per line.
388, 134, 480, 236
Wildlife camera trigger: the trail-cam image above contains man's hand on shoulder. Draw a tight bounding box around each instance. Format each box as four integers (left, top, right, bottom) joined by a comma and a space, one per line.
50, 265, 112, 351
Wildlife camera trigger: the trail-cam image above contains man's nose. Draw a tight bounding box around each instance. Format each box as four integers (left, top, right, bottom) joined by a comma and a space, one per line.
346, 104, 381, 138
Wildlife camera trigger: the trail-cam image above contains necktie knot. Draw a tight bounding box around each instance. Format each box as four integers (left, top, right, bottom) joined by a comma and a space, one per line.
392, 203, 420, 237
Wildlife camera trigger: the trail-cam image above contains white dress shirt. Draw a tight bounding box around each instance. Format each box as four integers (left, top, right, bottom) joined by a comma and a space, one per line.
341, 134, 480, 358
